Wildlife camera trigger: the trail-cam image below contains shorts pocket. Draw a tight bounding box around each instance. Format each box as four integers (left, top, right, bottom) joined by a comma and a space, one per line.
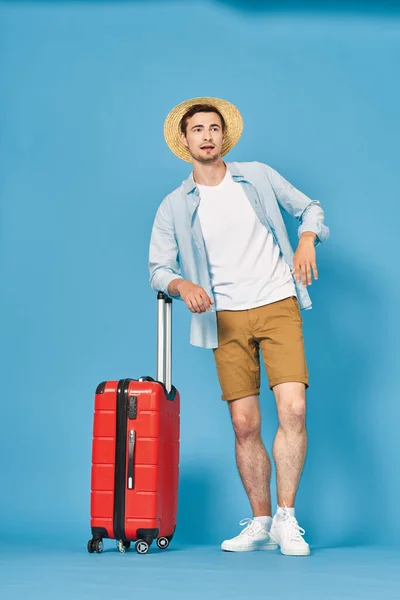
288, 296, 302, 322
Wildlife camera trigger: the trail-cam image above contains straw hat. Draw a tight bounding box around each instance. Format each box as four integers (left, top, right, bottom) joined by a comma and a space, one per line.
164, 96, 243, 163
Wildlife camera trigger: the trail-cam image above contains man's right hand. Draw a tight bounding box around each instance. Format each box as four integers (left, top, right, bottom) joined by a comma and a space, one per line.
174, 280, 214, 314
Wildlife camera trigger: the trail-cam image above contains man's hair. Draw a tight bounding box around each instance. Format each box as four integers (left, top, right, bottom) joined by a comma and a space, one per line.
180, 104, 226, 136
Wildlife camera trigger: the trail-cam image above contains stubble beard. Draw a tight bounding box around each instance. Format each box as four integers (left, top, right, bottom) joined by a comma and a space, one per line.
191, 148, 221, 165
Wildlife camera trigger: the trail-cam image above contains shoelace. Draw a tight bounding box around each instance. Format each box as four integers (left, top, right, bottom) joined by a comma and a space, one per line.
238, 518, 263, 537
280, 505, 306, 543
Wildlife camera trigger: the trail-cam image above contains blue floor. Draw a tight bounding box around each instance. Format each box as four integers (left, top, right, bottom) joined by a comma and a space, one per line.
1, 540, 399, 599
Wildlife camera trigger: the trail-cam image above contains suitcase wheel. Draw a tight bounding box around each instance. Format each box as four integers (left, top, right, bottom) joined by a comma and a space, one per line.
156, 537, 170, 550
87, 539, 103, 554
117, 540, 131, 553
135, 540, 150, 554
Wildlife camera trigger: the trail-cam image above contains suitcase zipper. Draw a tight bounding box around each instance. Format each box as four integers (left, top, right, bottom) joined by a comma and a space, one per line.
113, 378, 131, 542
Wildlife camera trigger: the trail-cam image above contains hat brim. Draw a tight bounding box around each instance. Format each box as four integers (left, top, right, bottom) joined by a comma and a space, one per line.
164, 97, 243, 163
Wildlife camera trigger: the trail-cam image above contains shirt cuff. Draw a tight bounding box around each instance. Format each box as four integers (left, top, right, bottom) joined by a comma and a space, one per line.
160, 272, 184, 299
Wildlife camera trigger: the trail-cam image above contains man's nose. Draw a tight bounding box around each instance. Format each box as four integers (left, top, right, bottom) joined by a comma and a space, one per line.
203, 131, 212, 141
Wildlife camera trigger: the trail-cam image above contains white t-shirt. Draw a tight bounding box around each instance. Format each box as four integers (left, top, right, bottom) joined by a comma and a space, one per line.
197, 169, 296, 311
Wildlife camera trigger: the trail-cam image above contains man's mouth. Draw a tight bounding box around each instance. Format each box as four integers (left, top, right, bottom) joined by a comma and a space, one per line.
201, 145, 214, 150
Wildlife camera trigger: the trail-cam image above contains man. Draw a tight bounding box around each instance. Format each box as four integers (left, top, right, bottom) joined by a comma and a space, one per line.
149, 97, 330, 556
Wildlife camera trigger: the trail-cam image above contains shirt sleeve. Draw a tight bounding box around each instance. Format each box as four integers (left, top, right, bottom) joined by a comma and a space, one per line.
261, 163, 330, 247
148, 196, 184, 300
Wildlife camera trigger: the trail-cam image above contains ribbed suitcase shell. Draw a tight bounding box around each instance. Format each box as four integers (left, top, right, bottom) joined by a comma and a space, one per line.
90, 378, 180, 547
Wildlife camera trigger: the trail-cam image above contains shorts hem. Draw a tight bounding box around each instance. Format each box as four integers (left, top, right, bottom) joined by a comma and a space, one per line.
221, 388, 260, 402
269, 376, 309, 391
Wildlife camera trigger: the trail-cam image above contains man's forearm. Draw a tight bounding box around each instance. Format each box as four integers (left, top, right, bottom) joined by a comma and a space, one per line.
168, 278, 185, 297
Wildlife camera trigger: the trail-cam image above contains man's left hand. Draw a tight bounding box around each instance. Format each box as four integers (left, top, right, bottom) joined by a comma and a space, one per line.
291, 233, 318, 286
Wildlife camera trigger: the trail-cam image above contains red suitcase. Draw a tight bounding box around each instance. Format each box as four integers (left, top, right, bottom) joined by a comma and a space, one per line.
88, 292, 180, 555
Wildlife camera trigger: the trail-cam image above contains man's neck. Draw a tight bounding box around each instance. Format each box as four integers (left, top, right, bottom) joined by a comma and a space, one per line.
192, 159, 227, 187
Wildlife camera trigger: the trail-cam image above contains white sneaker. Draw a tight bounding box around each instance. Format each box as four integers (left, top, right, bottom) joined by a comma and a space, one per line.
221, 518, 278, 552
269, 507, 310, 556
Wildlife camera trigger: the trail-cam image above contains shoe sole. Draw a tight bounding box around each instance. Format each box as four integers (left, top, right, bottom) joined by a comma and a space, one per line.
280, 548, 311, 556
221, 543, 278, 552
269, 533, 310, 556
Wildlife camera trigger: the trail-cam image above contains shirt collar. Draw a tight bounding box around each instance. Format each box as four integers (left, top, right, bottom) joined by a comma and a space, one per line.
182, 162, 245, 195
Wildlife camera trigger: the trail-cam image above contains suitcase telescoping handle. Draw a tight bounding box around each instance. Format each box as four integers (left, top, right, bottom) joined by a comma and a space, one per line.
157, 291, 172, 394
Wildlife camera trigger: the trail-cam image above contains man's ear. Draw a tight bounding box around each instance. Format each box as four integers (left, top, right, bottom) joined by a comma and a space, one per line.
180, 131, 189, 149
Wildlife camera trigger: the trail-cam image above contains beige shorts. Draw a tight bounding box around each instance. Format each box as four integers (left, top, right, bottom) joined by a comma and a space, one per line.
212, 296, 309, 401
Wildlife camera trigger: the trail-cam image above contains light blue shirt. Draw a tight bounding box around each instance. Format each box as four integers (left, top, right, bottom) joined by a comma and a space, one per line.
149, 161, 330, 349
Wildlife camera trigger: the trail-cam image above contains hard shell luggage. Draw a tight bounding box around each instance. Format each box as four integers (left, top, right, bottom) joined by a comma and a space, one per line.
87, 292, 180, 555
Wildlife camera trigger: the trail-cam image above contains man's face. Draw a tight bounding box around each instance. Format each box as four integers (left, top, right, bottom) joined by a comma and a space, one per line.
180, 112, 224, 164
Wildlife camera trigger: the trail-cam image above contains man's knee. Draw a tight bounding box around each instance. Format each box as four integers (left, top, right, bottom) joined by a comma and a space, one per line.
278, 397, 306, 432
229, 400, 261, 442
274, 383, 307, 431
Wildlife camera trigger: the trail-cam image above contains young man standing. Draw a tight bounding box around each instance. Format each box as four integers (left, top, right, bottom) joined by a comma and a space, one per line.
149, 97, 330, 556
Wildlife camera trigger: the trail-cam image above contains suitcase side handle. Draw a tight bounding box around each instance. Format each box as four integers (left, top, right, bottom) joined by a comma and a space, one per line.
127, 430, 136, 489
157, 292, 172, 394
137, 376, 177, 401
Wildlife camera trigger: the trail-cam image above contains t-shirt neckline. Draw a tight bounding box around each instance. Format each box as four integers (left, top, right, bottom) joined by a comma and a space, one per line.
196, 169, 232, 190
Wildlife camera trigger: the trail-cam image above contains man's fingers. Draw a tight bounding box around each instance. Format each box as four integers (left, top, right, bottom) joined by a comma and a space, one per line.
301, 264, 307, 286
188, 297, 201, 313
306, 263, 312, 286
198, 292, 209, 312
205, 294, 214, 310
294, 263, 309, 286
187, 291, 213, 313
312, 262, 318, 280
293, 260, 318, 286
192, 297, 203, 313
199, 291, 214, 312
187, 299, 196, 313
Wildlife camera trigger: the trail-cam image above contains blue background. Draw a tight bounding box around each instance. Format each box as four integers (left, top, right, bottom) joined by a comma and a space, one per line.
1, 0, 399, 564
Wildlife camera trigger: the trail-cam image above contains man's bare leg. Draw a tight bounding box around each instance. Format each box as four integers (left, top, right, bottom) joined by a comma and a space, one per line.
269, 381, 310, 555
272, 382, 307, 508
228, 394, 272, 516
